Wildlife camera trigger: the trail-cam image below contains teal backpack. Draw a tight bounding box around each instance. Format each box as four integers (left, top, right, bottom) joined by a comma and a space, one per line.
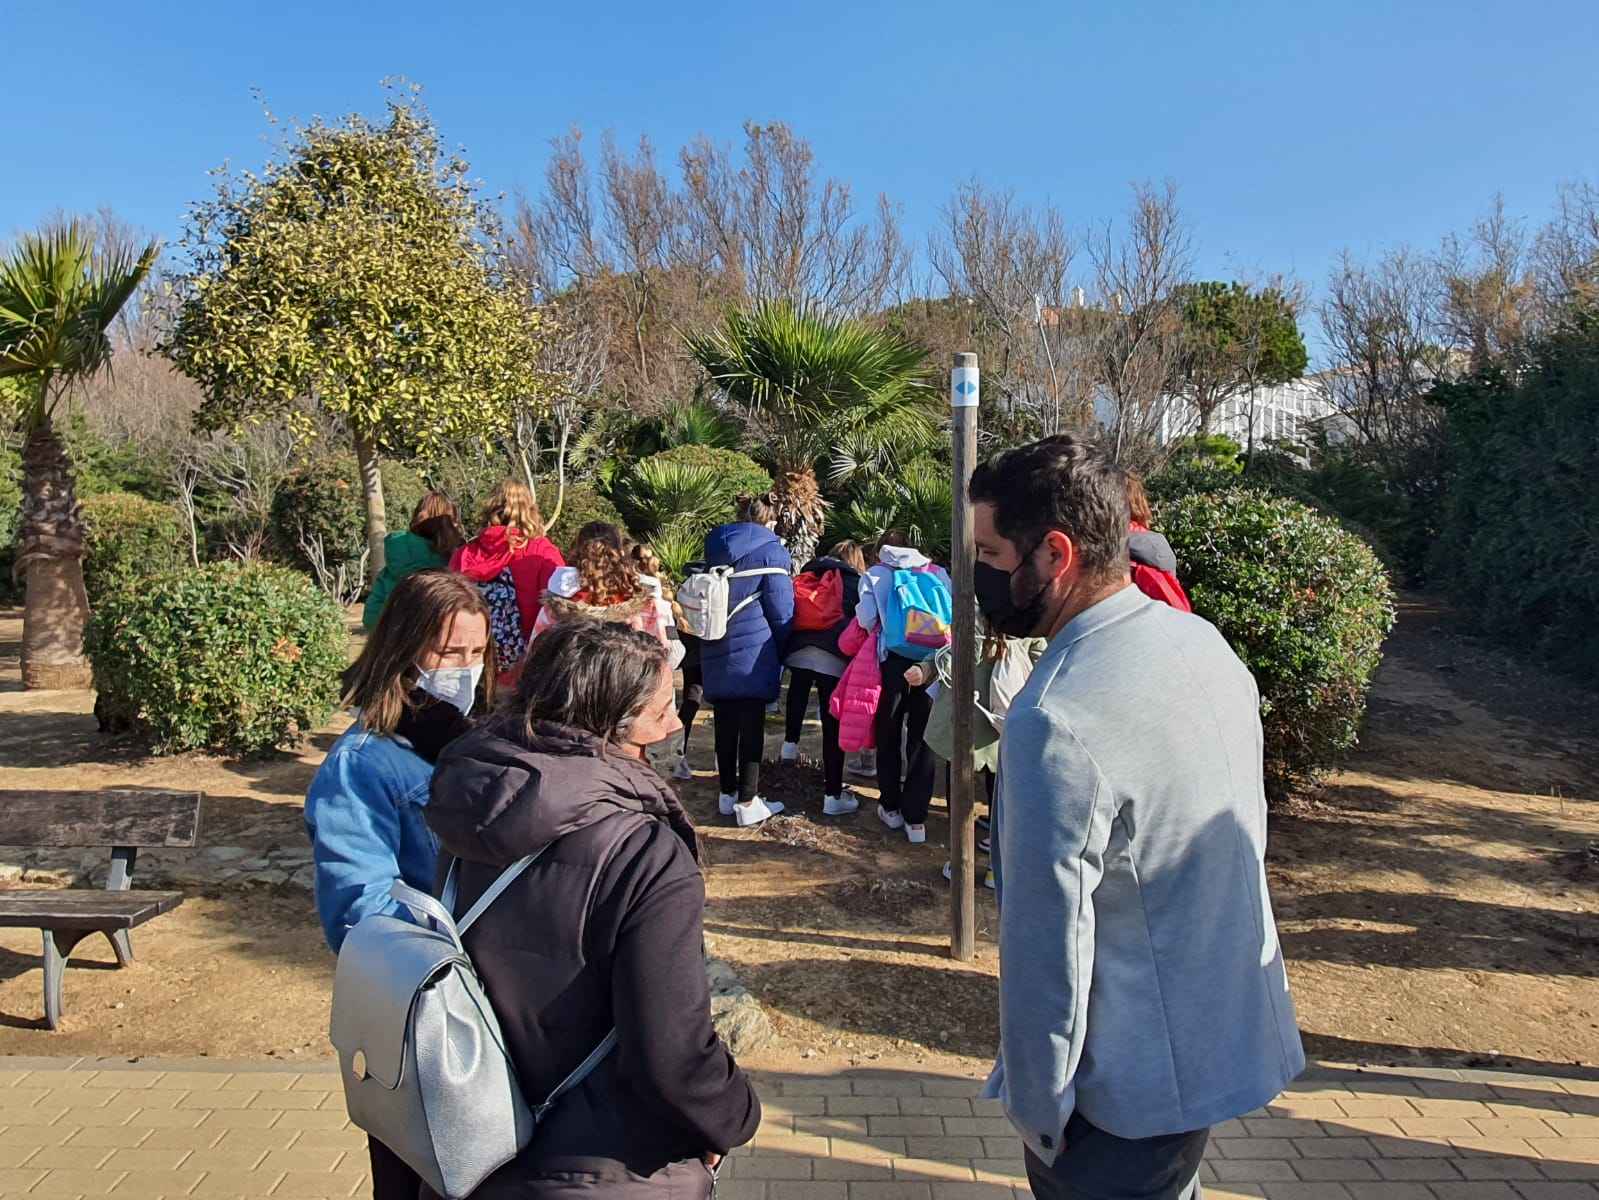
882, 568, 953, 662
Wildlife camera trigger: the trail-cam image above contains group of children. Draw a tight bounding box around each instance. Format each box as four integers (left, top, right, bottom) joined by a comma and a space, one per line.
364, 475, 1189, 853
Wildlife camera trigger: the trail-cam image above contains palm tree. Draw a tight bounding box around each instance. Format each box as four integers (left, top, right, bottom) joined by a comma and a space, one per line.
684, 300, 939, 562
0, 221, 158, 688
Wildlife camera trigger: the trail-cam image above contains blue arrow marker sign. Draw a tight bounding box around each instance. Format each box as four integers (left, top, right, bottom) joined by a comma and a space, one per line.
951, 365, 980, 409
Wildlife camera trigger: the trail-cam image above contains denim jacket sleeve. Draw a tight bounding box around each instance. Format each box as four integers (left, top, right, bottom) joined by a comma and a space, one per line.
305, 735, 429, 953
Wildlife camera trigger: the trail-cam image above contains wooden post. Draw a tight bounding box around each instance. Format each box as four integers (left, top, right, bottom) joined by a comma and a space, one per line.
949, 352, 980, 962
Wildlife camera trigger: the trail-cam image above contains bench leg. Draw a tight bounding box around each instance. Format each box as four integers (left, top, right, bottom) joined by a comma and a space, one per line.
105, 846, 138, 968
106, 929, 134, 967
41, 930, 86, 1032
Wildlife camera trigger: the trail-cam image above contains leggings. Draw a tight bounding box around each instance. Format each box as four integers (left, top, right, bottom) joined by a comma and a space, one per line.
678, 662, 703, 753
875, 652, 936, 824
713, 698, 768, 800
784, 668, 845, 797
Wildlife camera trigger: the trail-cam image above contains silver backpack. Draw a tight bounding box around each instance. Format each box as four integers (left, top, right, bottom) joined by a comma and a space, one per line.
331, 848, 618, 1199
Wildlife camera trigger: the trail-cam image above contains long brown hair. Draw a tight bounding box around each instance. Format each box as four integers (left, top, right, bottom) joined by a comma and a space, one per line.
737, 493, 775, 525
1125, 474, 1153, 527
411, 490, 465, 558
343, 571, 497, 735
571, 522, 640, 606
480, 480, 546, 544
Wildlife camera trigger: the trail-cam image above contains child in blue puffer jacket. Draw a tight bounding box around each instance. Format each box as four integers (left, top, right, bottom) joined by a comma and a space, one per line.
700, 495, 794, 828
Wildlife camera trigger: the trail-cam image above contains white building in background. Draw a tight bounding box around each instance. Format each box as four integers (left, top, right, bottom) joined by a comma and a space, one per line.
1093, 373, 1354, 452
1179, 375, 1344, 449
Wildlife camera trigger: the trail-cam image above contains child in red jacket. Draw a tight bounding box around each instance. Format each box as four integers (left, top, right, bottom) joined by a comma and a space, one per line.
450, 481, 565, 684
1127, 475, 1192, 613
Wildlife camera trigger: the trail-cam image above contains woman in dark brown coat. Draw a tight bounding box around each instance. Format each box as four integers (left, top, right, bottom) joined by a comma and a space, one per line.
425, 620, 760, 1200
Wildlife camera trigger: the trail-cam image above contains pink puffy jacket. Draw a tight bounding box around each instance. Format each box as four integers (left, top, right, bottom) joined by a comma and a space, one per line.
830, 622, 882, 752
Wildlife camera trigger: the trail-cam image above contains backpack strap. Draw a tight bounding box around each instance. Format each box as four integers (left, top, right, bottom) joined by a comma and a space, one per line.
532, 1028, 620, 1124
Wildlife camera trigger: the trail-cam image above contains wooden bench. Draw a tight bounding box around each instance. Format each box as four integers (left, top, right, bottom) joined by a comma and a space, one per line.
0, 790, 202, 1029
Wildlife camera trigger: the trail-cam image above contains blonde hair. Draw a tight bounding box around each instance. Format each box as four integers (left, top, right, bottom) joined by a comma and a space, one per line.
631, 543, 682, 621
480, 481, 546, 543
827, 540, 868, 572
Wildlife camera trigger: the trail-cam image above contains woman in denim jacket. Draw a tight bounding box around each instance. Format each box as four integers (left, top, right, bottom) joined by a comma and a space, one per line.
304, 569, 494, 1200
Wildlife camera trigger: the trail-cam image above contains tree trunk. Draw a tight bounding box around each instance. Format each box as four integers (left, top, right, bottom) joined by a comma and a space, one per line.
352, 424, 388, 578
772, 468, 824, 566
18, 420, 92, 690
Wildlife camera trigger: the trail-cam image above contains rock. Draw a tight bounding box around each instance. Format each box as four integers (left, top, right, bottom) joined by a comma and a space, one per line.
706, 956, 775, 1056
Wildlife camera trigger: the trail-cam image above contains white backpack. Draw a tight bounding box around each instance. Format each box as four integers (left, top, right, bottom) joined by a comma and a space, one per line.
677, 565, 788, 641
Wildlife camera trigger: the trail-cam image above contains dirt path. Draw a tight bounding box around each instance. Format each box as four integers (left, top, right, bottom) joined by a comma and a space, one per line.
1, 598, 1594, 1077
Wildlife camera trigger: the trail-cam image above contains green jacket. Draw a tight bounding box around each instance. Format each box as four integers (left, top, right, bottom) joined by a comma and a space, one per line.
924, 636, 1047, 773
362, 531, 448, 632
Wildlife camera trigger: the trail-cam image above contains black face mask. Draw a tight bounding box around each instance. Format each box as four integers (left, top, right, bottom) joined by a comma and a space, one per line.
974, 546, 1050, 637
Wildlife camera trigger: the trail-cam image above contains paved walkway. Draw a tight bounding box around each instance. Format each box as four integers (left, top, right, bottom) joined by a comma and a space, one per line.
0, 1058, 1595, 1199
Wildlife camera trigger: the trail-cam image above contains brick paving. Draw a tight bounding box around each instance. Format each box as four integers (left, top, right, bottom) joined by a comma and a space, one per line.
0, 1059, 1595, 1199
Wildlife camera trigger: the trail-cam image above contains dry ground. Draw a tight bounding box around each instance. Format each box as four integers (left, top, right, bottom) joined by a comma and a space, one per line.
1, 597, 1594, 1079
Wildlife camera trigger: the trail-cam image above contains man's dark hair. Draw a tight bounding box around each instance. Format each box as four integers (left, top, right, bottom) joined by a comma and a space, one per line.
968, 435, 1131, 579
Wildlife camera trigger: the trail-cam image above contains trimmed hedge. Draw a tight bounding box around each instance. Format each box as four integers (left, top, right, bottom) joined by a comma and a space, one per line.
270, 455, 365, 571
544, 481, 626, 556
1432, 316, 1599, 678
80, 492, 187, 603
86, 562, 347, 755
1158, 488, 1395, 800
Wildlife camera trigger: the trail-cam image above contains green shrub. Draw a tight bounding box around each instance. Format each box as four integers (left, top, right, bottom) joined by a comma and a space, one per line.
80, 492, 188, 602
1158, 488, 1396, 800
417, 449, 518, 530
382, 461, 429, 531
543, 481, 626, 555
621, 446, 772, 540
86, 561, 347, 755
648, 520, 708, 581
0, 440, 20, 605
270, 454, 425, 572
1433, 317, 1599, 677
270, 454, 365, 570
825, 456, 952, 560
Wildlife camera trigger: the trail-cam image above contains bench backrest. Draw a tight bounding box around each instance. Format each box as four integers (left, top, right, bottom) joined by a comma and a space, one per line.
1, 791, 203, 849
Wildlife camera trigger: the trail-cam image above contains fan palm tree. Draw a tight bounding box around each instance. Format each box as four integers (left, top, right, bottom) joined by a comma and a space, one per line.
684, 300, 939, 562
0, 221, 158, 688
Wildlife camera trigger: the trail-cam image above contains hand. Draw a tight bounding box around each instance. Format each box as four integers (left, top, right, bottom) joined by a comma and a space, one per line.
904, 665, 926, 686
703, 1152, 723, 1170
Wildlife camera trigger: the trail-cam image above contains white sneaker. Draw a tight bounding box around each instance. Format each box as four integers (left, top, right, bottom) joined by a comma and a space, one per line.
848, 753, 878, 779
823, 790, 860, 817
877, 804, 905, 831
671, 756, 694, 781
780, 741, 799, 763
735, 796, 784, 827
906, 824, 927, 844
942, 862, 997, 890
719, 793, 737, 817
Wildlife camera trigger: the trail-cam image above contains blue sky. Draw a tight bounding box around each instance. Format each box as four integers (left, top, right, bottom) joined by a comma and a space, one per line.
6, 0, 1598, 306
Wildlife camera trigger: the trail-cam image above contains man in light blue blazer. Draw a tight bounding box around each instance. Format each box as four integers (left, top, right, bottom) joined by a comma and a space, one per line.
968, 435, 1304, 1200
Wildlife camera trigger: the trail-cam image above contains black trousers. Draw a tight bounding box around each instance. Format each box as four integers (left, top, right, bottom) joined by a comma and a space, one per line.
1024, 1114, 1208, 1200
713, 698, 768, 799
368, 1137, 421, 1200
784, 668, 844, 796
875, 652, 936, 823
678, 662, 704, 753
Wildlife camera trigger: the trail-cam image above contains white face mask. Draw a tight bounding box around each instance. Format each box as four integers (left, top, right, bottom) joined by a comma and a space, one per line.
416, 664, 483, 717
